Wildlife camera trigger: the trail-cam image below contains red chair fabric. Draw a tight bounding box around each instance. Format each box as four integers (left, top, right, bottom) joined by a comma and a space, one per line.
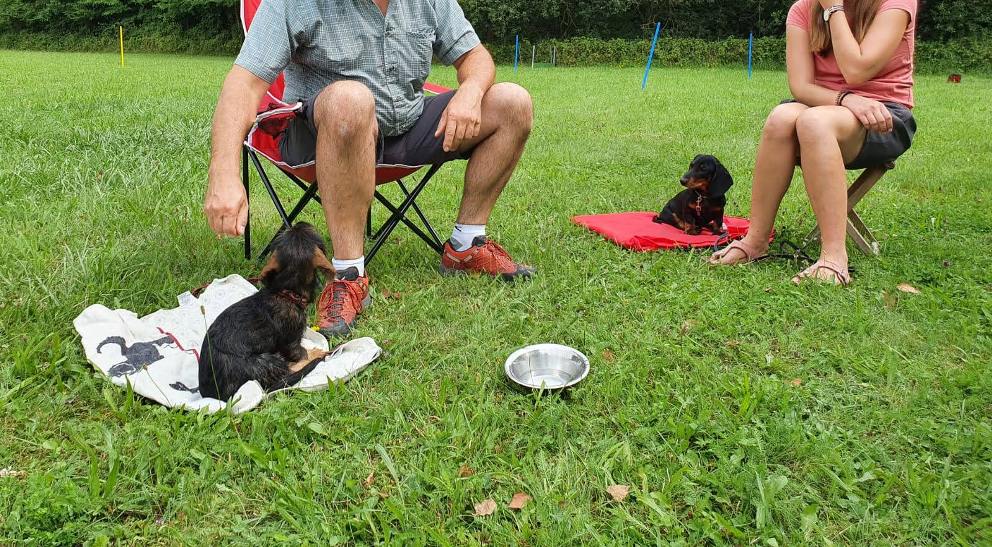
572, 212, 758, 251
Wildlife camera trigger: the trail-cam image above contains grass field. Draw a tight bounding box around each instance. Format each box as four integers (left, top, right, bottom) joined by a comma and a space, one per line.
1, 50, 990, 544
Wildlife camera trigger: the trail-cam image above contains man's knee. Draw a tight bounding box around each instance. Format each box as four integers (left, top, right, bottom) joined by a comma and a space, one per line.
313, 81, 377, 140
485, 82, 533, 135
763, 103, 804, 140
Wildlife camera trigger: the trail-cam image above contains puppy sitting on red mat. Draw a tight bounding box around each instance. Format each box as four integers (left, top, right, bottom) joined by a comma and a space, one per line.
654, 155, 733, 235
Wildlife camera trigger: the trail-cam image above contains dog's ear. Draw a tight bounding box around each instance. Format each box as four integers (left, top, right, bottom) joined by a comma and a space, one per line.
710, 160, 734, 196
260, 254, 280, 278
311, 248, 335, 275
692, 154, 704, 166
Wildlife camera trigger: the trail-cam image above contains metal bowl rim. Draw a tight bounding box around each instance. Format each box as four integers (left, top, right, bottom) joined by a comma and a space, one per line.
503, 343, 590, 389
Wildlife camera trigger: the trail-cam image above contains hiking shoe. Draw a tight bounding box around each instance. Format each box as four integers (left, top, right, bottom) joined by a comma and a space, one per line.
439, 236, 535, 281
316, 267, 371, 338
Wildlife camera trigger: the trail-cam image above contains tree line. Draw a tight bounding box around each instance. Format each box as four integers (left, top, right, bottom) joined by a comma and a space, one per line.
1, 0, 988, 50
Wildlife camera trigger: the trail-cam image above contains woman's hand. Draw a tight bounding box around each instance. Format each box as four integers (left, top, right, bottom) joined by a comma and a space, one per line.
841, 93, 893, 133
818, 0, 843, 9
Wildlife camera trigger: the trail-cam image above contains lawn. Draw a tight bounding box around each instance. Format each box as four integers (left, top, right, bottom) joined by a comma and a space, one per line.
0, 50, 990, 544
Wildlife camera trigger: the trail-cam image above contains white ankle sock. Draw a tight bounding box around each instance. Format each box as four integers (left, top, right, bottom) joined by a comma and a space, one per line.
332, 256, 365, 277
450, 223, 486, 251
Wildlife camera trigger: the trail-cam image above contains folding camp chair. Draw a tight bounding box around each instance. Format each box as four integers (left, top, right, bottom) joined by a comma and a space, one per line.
799, 162, 895, 256
239, 0, 450, 264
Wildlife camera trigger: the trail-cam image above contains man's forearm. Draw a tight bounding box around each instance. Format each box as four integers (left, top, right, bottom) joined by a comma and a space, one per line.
454, 46, 495, 96
209, 67, 268, 178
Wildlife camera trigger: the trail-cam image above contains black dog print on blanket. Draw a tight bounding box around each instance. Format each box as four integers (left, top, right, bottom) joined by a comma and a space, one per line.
96, 335, 177, 378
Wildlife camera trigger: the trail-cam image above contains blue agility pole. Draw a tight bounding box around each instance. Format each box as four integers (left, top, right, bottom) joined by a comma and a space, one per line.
747, 32, 754, 79
641, 22, 662, 90
514, 35, 520, 74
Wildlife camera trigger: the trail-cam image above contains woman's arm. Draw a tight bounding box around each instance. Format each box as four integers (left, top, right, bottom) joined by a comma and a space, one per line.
787, 25, 894, 133
787, 26, 845, 107
820, 0, 910, 85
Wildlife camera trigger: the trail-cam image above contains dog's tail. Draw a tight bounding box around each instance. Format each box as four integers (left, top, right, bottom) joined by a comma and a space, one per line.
96, 336, 127, 354
273, 354, 326, 390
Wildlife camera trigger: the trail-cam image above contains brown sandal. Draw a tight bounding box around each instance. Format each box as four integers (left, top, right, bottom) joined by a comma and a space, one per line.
791, 259, 851, 286
708, 239, 768, 266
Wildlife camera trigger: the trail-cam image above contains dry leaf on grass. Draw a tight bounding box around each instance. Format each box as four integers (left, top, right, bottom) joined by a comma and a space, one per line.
508, 492, 532, 510
473, 499, 497, 516
602, 349, 615, 362
381, 289, 404, 300
606, 484, 630, 501
679, 320, 699, 335
458, 464, 475, 478
788, 378, 802, 387
897, 283, 921, 295
363, 471, 375, 488
0, 468, 26, 479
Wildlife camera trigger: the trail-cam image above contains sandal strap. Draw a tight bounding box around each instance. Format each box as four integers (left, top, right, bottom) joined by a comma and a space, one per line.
715, 239, 762, 262
797, 259, 851, 286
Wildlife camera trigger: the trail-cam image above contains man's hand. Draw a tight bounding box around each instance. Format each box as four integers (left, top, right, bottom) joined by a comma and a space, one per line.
841, 93, 893, 133
204, 170, 249, 237
205, 66, 269, 238
434, 83, 484, 152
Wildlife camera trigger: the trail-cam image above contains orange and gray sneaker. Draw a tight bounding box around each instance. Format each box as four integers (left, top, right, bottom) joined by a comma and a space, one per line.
440, 236, 535, 281
316, 267, 371, 338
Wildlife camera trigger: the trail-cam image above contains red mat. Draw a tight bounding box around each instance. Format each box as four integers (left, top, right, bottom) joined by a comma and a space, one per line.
572, 212, 755, 251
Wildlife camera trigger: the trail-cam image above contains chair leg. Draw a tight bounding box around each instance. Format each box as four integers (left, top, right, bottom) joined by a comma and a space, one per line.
249, 150, 293, 230
397, 179, 444, 247
367, 164, 443, 264
257, 182, 320, 260
242, 146, 251, 260
799, 165, 889, 256
847, 211, 880, 256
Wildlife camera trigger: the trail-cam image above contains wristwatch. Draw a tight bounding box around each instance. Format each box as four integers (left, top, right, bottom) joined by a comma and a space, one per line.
823, 4, 845, 22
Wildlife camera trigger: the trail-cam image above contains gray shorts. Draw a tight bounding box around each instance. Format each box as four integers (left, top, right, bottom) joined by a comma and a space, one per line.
280, 89, 473, 168
782, 100, 917, 169
847, 102, 917, 169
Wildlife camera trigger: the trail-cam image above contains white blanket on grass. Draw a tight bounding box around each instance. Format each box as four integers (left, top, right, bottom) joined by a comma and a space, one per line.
72, 275, 381, 414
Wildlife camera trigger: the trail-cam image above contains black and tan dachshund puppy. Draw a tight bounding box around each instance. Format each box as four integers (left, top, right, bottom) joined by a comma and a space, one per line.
654, 155, 734, 235
198, 223, 333, 401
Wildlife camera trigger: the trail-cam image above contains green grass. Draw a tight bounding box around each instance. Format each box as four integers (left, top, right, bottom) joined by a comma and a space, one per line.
1, 50, 990, 544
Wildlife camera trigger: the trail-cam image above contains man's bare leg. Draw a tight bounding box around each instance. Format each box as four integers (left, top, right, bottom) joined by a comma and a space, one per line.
312, 81, 377, 338
455, 82, 534, 224
312, 81, 378, 261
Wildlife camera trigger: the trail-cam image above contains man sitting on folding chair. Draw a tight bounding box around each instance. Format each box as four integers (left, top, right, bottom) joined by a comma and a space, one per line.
204, 0, 535, 337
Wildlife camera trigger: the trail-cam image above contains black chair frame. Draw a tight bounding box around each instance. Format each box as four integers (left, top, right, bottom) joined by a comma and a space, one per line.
241, 146, 446, 265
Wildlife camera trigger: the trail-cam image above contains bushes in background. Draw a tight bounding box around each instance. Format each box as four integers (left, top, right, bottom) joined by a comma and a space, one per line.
0, 0, 989, 73
490, 37, 991, 73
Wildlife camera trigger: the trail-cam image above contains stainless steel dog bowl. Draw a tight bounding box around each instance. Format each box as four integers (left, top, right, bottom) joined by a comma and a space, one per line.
504, 344, 590, 391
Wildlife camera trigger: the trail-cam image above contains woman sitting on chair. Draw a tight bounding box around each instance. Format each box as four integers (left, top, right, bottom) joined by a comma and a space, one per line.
710, 0, 917, 285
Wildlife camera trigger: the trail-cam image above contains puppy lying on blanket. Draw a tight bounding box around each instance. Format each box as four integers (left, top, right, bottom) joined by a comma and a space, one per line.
199, 223, 331, 401
654, 155, 733, 235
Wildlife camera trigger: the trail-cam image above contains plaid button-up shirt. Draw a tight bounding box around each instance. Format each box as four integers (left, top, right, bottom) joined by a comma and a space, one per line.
236, 0, 480, 136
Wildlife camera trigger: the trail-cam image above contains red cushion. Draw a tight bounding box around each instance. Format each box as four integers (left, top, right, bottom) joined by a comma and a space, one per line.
572, 211, 761, 251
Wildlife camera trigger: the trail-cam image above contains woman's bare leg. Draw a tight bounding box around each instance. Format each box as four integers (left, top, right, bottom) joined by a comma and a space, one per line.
793, 106, 867, 281
712, 102, 808, 264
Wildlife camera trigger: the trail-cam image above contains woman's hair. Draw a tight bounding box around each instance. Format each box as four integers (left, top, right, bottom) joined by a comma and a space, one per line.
810, 0, 883, 54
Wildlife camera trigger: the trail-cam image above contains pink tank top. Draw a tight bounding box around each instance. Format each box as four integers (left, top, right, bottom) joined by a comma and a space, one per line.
787, 0, 917, 108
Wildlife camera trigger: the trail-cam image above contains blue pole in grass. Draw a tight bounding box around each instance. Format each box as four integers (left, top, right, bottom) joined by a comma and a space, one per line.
747, 32, 754, 79
642, 22, 662, 90
513, 35, 520, 74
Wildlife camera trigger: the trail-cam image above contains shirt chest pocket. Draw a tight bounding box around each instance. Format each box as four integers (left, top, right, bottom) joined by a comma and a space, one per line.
394, 29, 434, 88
